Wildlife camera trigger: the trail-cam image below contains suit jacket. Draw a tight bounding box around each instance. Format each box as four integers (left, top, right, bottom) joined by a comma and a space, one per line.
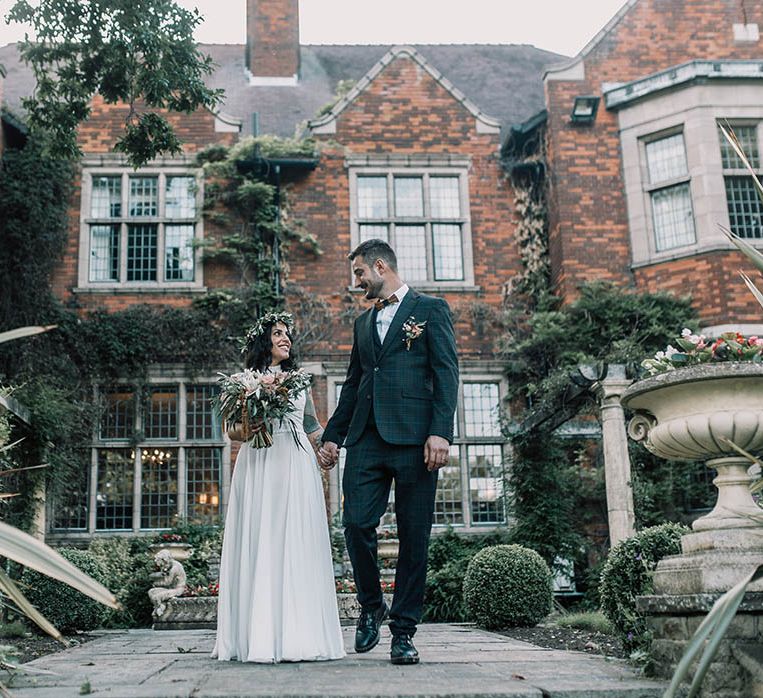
323, 289, 459, 448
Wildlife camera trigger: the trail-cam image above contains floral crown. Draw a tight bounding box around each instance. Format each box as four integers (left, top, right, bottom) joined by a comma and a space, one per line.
242, 311, 295, 353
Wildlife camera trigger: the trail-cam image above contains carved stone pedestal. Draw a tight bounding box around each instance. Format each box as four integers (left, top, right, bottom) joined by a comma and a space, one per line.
622, 364, 763, 695
637, 593, 763, 698
153, 596, 217, 630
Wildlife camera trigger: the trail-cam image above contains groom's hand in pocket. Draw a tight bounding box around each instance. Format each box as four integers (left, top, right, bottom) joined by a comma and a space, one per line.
318, 441, 339, 470
424, 435, 449, 471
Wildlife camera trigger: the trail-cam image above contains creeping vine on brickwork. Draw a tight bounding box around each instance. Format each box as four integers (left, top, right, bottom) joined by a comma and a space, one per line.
0, 134, 329, 531
511, 184, 549, 300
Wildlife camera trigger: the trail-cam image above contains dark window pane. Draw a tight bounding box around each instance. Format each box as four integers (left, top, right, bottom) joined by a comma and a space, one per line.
144, 386, 178, 440
724, 176, 763, 239
96, 448, 134, 530
140, 447, 178, 529
187, 447, 222, 524
127, 224, 158, 281
468, 444, 505, 524
100, 387, 135, 440
186, 385, 221, 440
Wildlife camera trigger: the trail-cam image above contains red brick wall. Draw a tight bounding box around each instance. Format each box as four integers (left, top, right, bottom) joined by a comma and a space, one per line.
246, 0, 299, 78
545, 0, 763, 325
288, 54, 517, 360
50, 97, 237, 312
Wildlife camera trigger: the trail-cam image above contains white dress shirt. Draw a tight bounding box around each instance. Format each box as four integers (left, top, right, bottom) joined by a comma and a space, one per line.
376, 284, 409, 344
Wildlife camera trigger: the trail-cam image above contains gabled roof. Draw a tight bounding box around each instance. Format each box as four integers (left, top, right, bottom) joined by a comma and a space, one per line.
545, 0, 638, 81
0, 41, 566, 142
308, 45, 501, 134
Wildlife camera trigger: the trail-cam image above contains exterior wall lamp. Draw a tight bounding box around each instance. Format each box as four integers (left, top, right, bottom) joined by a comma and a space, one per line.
570, 95, 600, 124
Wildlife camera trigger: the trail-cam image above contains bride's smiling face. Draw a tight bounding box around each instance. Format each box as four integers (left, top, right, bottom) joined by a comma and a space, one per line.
270, 322, 292, 365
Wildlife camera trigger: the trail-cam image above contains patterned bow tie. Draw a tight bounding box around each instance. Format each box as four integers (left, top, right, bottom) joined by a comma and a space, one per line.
374, 294, 399, 311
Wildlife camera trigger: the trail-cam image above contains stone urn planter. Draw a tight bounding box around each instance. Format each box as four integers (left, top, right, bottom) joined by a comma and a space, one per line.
622, 363, 763, 693
148, 542, 193, 562
623, 363, 763, 593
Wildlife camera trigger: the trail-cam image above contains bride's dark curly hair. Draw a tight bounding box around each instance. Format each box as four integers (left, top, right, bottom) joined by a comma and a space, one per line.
242, 315, 299, 373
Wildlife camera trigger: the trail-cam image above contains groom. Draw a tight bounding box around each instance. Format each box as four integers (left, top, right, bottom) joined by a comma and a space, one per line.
319, 239, 458, 665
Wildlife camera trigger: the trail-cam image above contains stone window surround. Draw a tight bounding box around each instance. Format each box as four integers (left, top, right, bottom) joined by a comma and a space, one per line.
346, 155, 477, 293
617, 81, 763, 270
75, 156, 206, 294
323, 360, 508, 531
47, 368, 232, 543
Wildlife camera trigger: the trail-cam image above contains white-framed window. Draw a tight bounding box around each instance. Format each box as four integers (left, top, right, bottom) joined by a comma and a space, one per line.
49, 379, 229, 535
326, 373, 506, 530
79, 164, 203, 290
643, 131, 696, 252
718, 121, 763, 239
348, 159, 475, 289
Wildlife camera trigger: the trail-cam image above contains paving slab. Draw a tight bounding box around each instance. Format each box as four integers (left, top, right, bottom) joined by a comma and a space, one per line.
7, 624, 666, 698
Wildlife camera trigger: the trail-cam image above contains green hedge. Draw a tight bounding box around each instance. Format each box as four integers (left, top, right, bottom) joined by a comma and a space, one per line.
599, 522, 688, 652
21, 548, 107, 634
423, 528, 511, 622
463, 544, 552, 629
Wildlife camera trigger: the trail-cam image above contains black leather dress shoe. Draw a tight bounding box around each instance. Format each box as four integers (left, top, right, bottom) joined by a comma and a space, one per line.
390, 634, 419, 664
354, 601, 388, 653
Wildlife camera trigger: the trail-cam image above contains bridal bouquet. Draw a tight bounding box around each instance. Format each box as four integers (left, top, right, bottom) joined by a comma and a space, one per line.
215, 368, 312, 448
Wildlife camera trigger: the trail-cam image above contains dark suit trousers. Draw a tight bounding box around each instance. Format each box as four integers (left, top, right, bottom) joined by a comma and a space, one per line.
342, 424, 438, 638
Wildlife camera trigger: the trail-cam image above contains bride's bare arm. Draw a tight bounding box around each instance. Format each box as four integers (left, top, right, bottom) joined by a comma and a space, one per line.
303, 390, 324, 454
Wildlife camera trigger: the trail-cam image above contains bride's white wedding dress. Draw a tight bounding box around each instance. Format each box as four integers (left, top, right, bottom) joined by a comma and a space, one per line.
212, 383, 345, 663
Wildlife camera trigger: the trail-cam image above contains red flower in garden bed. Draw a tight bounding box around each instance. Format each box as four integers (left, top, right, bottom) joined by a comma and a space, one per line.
335, 579, 395, 593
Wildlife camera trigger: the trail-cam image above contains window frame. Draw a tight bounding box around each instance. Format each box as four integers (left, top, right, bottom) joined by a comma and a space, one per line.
48, 374, 231, 540
616, 81, 763, 269
718, 120, 763, 239
77, 160, 205, 293
640, 128, 697, 253
348, 158, 476, 291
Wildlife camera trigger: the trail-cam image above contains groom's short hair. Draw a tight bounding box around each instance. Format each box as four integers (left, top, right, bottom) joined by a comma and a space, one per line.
349, 238, 398, 272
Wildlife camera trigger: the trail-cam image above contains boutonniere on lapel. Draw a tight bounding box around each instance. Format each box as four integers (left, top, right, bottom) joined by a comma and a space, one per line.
402, 316, 426, 351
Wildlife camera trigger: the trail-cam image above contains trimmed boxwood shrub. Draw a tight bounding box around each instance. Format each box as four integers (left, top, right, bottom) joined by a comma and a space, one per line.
599, 522, 688, 652
423, 528, 512, 622
21, 548, 107, 634
463, 544, 552, 629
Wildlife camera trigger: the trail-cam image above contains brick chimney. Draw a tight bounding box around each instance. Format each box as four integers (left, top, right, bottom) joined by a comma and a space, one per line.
246, 0, 300, 86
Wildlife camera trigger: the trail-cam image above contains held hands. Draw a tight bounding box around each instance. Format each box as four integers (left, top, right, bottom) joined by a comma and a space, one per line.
424, 435, 450, 471
318, 441, 339, 470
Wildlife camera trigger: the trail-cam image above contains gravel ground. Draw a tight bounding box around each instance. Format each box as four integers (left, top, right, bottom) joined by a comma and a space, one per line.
497, 623, 627, 659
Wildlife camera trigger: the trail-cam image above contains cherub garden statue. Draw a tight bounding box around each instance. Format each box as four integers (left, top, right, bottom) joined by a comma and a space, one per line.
148, 549, 187, 618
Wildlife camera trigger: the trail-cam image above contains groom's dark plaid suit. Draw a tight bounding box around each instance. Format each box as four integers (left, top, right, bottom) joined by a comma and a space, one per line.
323, 289, 459, 638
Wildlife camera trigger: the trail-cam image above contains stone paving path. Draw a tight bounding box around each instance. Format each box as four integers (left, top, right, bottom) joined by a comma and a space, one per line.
8, 624, 666, 698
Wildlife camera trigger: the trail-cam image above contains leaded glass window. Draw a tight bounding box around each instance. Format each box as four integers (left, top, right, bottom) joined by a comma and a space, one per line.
85, 170, 199, 285
719, 123, 763, 239
57, 380, 226, 535
96, 449, 134, 530
352, 169, 470, 284
187, 447, 222, 523
644, 132, 696, 251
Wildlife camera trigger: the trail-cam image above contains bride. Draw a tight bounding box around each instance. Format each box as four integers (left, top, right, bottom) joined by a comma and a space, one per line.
212, 311, 345, 663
